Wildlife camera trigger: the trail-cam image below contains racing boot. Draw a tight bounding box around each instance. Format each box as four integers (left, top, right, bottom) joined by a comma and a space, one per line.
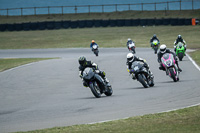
131, 73, 136, 80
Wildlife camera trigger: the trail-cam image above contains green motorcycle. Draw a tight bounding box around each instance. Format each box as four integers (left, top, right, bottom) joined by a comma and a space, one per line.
175, 42, 185, 61
151, 39, 160, 54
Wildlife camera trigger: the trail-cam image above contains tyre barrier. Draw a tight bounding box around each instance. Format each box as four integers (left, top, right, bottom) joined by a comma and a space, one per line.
0, 18, 194, 31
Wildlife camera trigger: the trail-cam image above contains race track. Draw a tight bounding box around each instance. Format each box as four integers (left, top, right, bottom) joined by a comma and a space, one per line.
0, 48, 200, 132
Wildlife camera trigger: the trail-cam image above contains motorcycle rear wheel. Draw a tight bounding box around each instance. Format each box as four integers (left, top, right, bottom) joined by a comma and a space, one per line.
104, 86, 113, 96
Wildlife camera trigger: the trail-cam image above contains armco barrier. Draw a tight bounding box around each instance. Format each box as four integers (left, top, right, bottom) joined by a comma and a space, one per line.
94, 20, 101, 27
54, 21, 62, 29
78, 20, 86, 28
23, 23, 31, 31
0, 24, 7, 31
0, 18, 194, 31
38, 22, 46, 30
124, 19, 132, 26
132, 19, 140, 26
15, 23, 23, 31
110, 19, 117, 27
101, 20, 109, 27
86, 20, 94, 28
62, 21, 71, 29
155, 19, 163, 25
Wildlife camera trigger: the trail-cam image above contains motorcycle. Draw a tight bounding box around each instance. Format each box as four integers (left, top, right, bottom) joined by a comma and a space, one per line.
128, 42, 136, 54
131, 61, 154, 88
161, 53, 179, 82
92, 45, 99, 56
82, 67, 113, 98
175, 42, 185, 61
151, 39, 160, 54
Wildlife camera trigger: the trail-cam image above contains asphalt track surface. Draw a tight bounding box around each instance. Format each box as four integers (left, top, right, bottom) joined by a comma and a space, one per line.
0, 48, 200, 132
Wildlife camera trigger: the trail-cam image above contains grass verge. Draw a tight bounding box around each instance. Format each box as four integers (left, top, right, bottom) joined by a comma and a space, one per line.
15, 105, 200, 133
188, 50, 200, 66
0, 26, 199, 49
0, 58, 55, 72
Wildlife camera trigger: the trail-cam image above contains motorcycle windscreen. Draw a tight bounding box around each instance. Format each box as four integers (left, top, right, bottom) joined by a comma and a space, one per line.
83, 68, 95, 80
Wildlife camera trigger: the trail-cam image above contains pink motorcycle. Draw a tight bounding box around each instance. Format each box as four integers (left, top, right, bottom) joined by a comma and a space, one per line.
161, 53, 179, 82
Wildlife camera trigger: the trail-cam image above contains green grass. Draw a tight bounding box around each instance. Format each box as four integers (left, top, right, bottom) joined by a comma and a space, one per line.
0, 58, 55, 72
189, 50, 200, 66
0, 25, 199, 49
15, 105, 200, 133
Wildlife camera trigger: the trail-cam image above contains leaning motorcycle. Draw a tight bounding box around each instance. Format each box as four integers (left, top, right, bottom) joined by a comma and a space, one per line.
82, 67, 113, 98
175, 42, 185, 61
130, 61, 154, 88
151, 39, 160, 54
128, 42, 136, 54
92, 45, 99, 56
161, 53, 179, 82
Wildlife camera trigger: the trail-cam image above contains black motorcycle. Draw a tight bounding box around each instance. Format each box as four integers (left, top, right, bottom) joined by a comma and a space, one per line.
82, 67, 113, 98
131, 61, 154, 88
92, 45, 99, 56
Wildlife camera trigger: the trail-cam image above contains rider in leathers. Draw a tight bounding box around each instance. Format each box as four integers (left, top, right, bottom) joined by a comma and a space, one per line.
157, 44, 182, 72
126, 53, 153, 79
174, 35, 187, 53
78, 56, 108, 87
126, 38, 135, 50
150, 34, 160, 47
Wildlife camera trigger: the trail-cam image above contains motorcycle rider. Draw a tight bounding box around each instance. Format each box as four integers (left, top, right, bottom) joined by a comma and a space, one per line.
90, 40, 98, 50
174, 35, 187, 53
126, 38, 135, 50
126, 53, 153, 79
157, 44, 182, 72
78, 56, 108, 87
150, 34, 160, 47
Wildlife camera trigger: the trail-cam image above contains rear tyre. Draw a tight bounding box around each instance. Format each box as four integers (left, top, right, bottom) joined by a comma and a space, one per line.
138, 74, 149, 88
104, 86, 113, 96
131, 47, 135, 54
89, 82, 101, 98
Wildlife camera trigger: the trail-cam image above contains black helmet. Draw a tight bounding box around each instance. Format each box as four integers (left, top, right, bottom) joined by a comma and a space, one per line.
153, 34, 156, 37
79, 56, 86, 66
178, 35, 182, 39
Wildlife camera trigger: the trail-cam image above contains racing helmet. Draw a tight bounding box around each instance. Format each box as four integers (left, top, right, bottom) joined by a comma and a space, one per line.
128, 38, 131, 41
153, 34, 156, 37
91, 40, 95, 43
127, 53, 134, 62
160, 44, 167, 54
178, 35, 182, 39
78, 56, 86, 66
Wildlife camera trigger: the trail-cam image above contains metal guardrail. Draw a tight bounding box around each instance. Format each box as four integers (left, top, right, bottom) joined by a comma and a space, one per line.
0, 0, 199, 16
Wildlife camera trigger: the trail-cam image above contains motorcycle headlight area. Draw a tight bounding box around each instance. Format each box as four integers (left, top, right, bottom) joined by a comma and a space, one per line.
165, 59, 172, 66
134, 66, 139, 71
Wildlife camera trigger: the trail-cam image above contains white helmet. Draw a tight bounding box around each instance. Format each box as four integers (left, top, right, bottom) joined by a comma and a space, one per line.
160, 44, 166, 53
128, 38, 131, 41
127, 53, 134, 62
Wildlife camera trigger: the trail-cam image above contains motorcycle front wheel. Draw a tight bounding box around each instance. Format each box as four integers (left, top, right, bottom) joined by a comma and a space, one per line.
138, 74, 149, 88
89, 82, 101, 98
178, 52, 184, 61
169, 68, 177, 82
